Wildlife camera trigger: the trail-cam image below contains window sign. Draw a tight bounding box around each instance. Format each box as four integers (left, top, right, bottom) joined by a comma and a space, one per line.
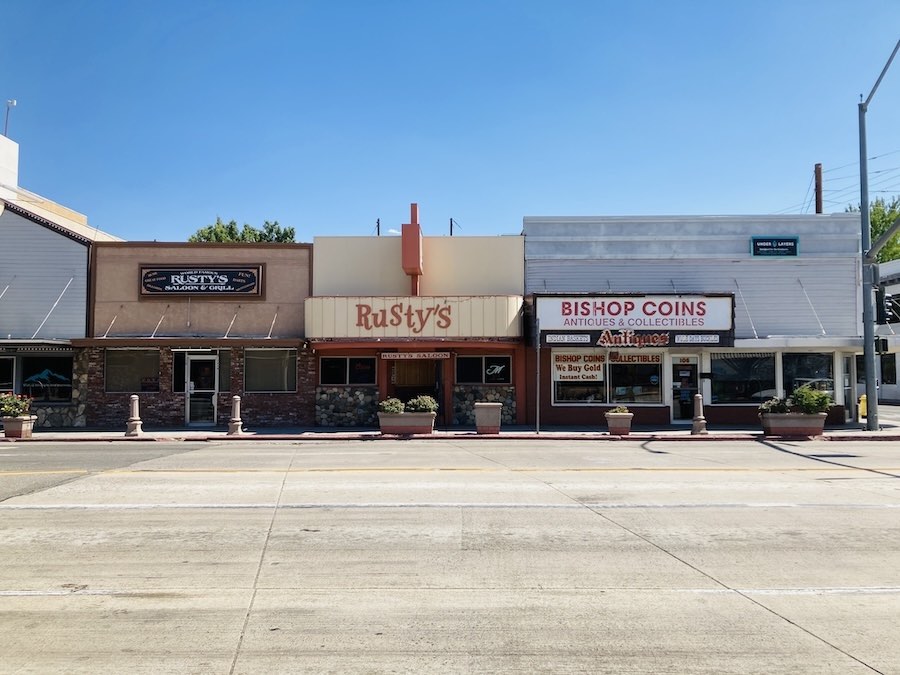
552, 350, 605, 382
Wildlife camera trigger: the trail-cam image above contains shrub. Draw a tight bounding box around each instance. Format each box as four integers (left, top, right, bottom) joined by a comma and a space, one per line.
607, 406, 630, 414
789, 384, 832, 414
377, 398, 404, 414
405, 395, 438, 413
758, 396, 790, 414
758, 385, 832, 415
0, 392, 32, 417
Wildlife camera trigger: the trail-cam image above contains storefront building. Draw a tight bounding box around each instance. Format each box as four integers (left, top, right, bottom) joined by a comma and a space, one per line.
1, 135, 121, 428
524, 214, 863, 426
72, 242, 314, 428
305, 204, 526, 427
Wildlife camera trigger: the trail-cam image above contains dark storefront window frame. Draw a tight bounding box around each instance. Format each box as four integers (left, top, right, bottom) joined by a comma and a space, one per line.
0, 356, 13, 391
245, 348, 298, 393
20, 354, 74, 404
782, 352, 834, 398
105, 348, 161, 393
455, 355, 512, 385
550, 349, 662, 406
710, 352, 776, 405
319, 357, 377, 386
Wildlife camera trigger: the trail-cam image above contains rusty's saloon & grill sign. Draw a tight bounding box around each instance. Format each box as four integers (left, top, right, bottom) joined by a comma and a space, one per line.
140, 266, 263, 296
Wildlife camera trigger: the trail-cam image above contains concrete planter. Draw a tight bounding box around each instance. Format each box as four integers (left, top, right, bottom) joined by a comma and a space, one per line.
759, 412, 827, 437
605, 412, 634, 436
474, 402, 502, 434
377, 412, 436, 435
2, 415, 38, 439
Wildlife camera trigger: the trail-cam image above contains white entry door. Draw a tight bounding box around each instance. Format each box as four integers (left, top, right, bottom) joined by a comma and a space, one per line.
186, 355, 218, 426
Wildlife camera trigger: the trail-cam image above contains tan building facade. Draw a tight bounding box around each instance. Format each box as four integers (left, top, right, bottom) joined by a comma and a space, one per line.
306, 204, 527, 427
74, 242, 314, 428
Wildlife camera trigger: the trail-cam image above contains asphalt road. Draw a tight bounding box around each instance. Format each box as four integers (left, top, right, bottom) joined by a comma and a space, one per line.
1, 438, 899, 674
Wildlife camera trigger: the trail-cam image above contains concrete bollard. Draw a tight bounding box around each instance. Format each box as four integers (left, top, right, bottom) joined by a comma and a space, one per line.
125, 394, 143, 437
691, 392, 708, 435
228, 395, 244, 435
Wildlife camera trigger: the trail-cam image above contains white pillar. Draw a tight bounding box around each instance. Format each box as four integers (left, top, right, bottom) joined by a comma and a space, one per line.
691, 392, 708, 435
125, 394, 143, 437
228, 395, 244, 435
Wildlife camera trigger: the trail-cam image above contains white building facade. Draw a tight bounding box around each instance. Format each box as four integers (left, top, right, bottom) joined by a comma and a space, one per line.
524, 214, 863, 426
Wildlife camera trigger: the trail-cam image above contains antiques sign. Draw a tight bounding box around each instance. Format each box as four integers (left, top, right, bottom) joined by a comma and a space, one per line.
140, 266, 262, 296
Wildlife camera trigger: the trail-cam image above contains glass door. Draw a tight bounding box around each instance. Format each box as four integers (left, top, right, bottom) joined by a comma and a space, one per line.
186, 355, 218, 426
671, 356, 699, 422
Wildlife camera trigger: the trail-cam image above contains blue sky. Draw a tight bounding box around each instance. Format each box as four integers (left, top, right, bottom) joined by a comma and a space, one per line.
2, 1, 900, 241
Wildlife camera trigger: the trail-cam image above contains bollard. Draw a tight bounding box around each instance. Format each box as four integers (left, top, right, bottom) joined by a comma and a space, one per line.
228, 395, 244, 435
125, 394, 143, 437
691, 392, 708, 435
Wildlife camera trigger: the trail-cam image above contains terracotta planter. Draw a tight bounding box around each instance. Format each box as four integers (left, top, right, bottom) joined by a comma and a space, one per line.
474, 402, 502, 434
377, 412, 436, 435
759, 412, 827, 437
605, 412, 633, 436
2, 415, 38, 439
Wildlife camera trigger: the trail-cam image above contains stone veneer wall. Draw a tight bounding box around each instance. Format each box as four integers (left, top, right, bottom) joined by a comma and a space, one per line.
452, 385, 516, 426
315, 387, 379, 427
32, 349, 89, 428
85, 347, 317, 429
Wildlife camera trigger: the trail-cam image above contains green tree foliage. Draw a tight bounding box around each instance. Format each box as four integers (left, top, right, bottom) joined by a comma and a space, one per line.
847, 196, 900, 263
188, 217, 295, 243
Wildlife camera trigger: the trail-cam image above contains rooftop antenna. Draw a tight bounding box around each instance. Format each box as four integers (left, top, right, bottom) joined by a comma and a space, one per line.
450, 218, 461, 236
4, 100, 16, 137
376, 218, 381, 236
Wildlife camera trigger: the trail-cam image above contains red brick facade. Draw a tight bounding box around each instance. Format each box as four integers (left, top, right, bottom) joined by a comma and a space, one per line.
85, 346, 317, 429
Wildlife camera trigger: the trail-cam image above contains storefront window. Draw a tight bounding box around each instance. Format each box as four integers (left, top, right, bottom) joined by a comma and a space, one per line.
0, 357, 13, 390
711, 352, 775, 403
552, 349, 607, 405
880, 353, 897, 385
245, 349, 297, 392
106, 350, 160, 392
456, 356, 512, 384
782, 353, 834, 397
21, 356, 73, 403
609, 362, 662, 404
320, 357, 376, 385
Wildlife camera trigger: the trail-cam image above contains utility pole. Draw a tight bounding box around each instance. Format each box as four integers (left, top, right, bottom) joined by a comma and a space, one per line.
814, 163, 823, 214
3, 100, 15, 137
859, 38, 900, 431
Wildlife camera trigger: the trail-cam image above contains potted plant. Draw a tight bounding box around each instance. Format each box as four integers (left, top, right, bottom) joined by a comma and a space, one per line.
377, 395, 438, 434
1, 392, 37, 439
605, 405, 633, 436
758, 384, 832, 437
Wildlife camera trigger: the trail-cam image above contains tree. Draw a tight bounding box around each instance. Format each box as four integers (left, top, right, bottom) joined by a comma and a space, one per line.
188, 217, 295, 243
847, 196, 900, 263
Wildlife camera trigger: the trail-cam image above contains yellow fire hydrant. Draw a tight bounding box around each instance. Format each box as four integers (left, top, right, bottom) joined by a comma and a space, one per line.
859, 394, 867, 418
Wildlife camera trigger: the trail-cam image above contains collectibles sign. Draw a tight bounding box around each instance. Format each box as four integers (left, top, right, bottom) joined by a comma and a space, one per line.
537, 295, 735, 348
552, 350, 663, 381
141, 266, 262, 296
552, 350, 605, 382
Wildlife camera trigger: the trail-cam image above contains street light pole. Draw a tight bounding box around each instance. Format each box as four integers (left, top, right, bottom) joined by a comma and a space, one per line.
859, 39, 900, 431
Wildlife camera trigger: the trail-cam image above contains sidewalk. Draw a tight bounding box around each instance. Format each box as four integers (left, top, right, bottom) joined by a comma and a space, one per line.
5, 422, 900, 443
